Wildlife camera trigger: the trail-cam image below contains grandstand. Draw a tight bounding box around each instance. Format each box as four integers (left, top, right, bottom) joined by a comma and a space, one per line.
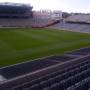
0, 2, 33, 28
0, 2, 33, 18
0, 3, 61, 28
50, 14, 90, 33
31, 10, 62, 28
65, 14, 90, 24
0, 47, 90, 90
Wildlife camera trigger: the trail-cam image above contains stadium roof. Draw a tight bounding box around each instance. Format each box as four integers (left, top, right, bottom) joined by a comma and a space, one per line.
0, 2, 31, 7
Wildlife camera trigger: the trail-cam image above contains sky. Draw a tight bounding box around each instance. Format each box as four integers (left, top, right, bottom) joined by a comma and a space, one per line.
0, 0, 90, 13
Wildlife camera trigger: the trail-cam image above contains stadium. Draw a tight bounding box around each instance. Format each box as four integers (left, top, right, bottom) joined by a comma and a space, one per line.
0, 2, 90, 90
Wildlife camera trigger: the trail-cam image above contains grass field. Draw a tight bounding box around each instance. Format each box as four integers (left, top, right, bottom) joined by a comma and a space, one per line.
0, 28, 90, 67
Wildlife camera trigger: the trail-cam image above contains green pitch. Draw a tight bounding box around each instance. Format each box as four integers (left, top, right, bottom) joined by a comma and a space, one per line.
0, 28, 90, 67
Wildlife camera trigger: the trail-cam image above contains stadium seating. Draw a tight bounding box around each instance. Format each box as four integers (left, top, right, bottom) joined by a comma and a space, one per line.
65, 14, 90, 24
0, 17, 60, 28
0, 47, 90, 90
0, 18, 33, 27
66, 47, 90, 56
31, 17, 60, 28
9, 57, 90, 90
0, 59, 59, 79
50, 21, 90, 34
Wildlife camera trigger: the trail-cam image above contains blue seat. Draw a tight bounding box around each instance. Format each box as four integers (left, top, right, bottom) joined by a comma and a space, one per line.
27, 84, 41, 90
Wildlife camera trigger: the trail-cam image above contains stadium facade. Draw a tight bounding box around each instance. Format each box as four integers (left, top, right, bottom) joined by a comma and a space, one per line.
0, 2, 33, 18
0, 2, 34, 28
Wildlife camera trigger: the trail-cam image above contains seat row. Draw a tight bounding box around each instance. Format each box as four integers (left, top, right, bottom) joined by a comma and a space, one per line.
10, 58, 90, 90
